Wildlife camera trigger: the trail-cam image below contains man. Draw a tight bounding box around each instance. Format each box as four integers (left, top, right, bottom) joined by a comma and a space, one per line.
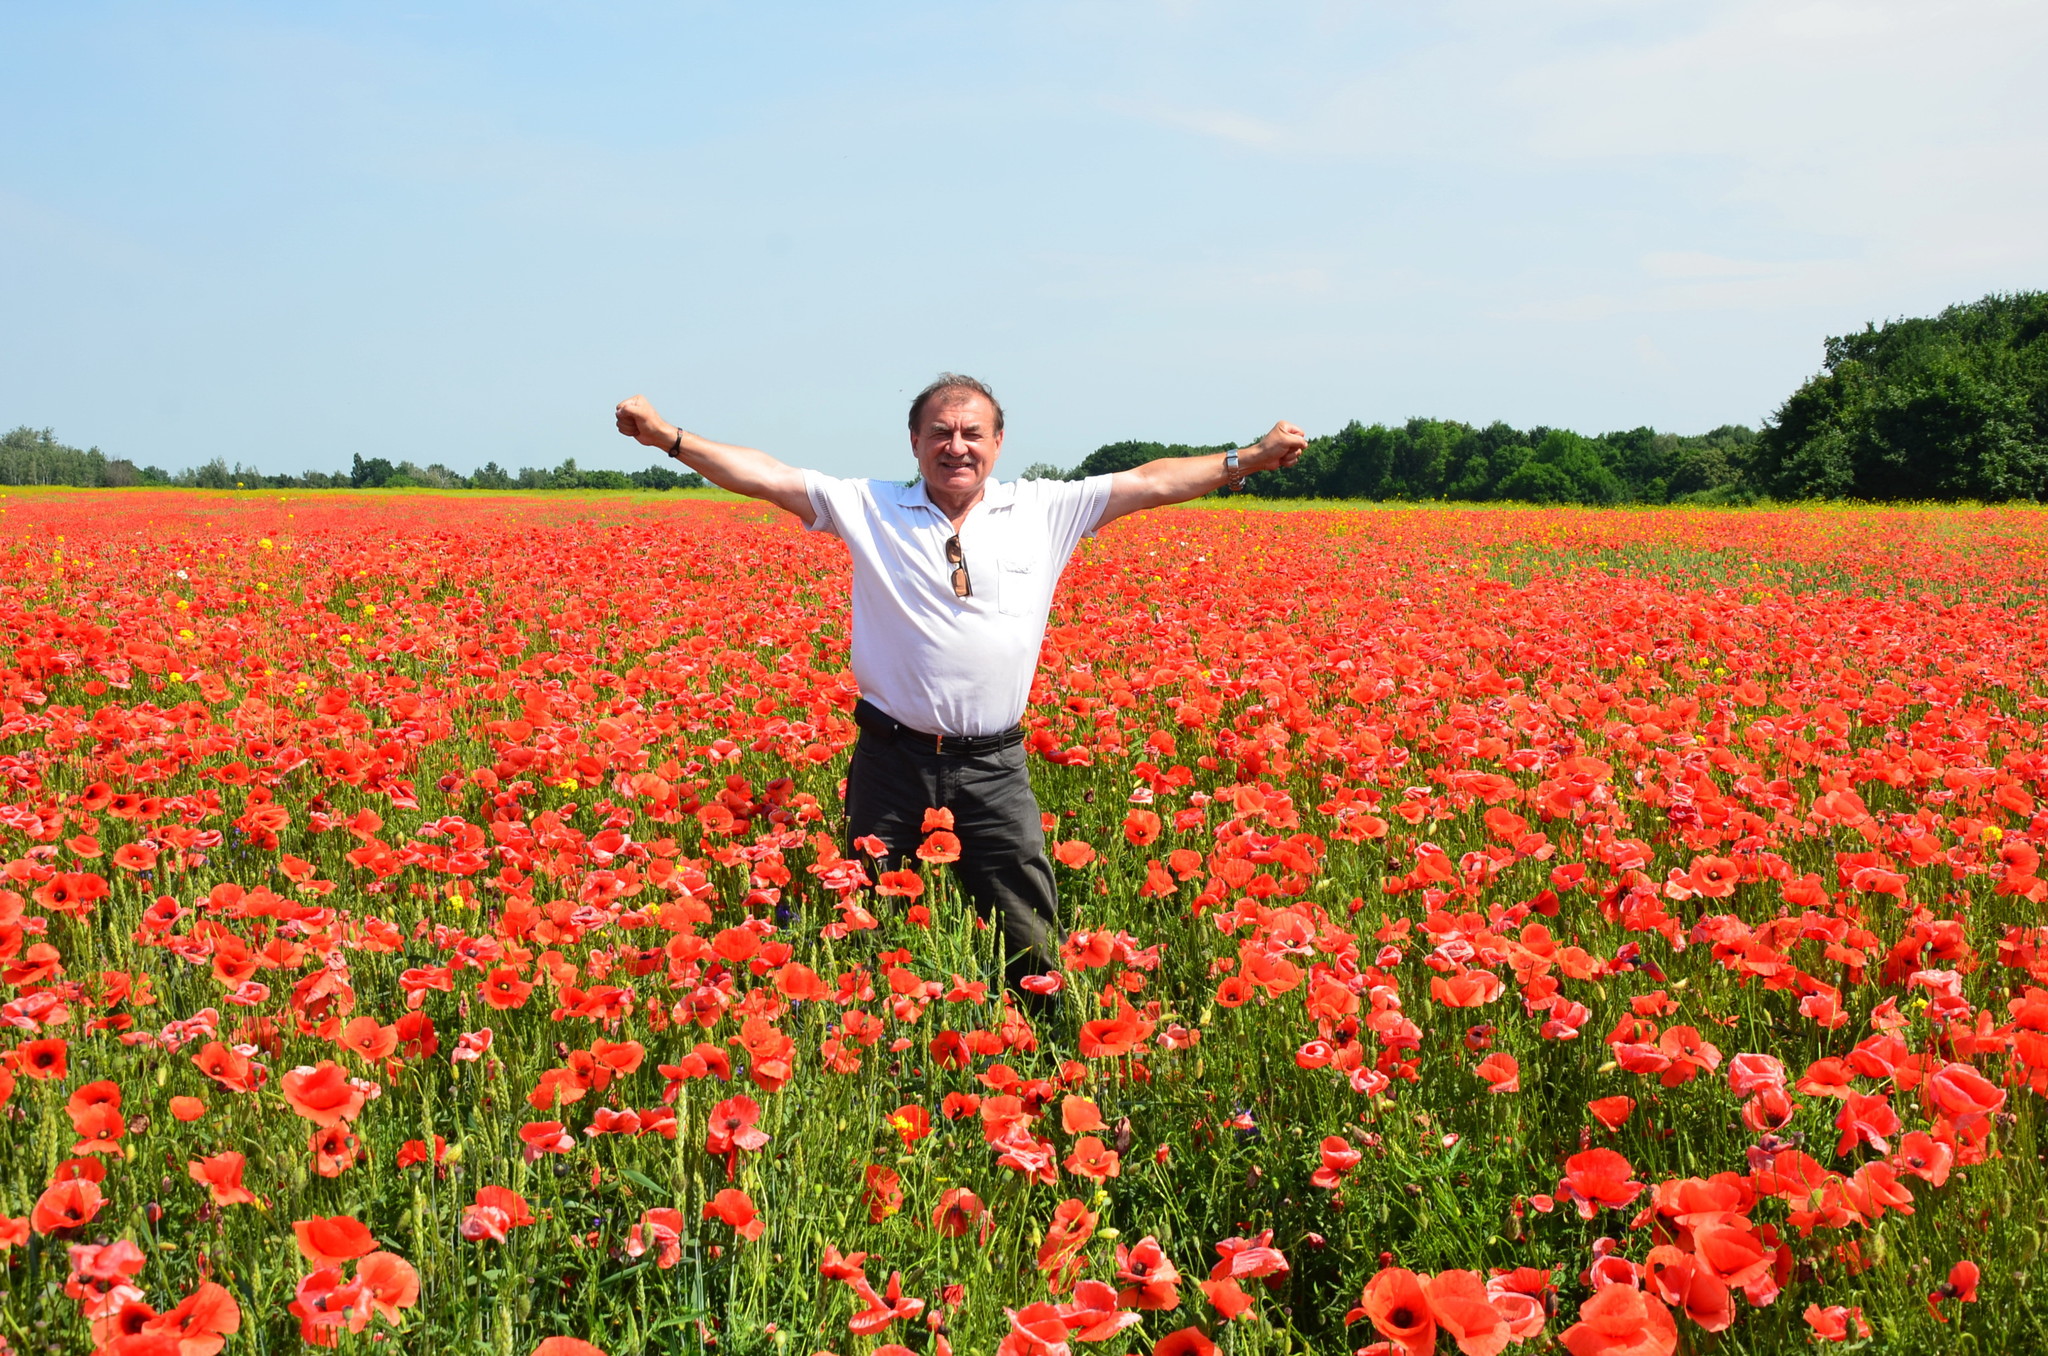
614, 374, 1305, 993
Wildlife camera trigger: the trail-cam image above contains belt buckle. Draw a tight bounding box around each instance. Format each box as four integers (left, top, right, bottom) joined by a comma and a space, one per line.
935, 733, 945, 754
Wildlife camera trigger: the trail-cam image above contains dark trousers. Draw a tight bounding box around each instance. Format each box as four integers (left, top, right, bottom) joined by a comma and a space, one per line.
844, 726, 1061, 994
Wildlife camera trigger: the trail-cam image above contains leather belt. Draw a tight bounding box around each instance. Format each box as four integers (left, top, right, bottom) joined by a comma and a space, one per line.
854, 698, 1025, 757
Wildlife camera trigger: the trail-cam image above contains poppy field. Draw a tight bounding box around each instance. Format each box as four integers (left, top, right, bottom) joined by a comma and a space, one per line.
4, 488, 2048, 1356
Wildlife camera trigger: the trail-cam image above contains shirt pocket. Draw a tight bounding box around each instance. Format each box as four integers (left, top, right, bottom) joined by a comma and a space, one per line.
995, 555, 1039, 617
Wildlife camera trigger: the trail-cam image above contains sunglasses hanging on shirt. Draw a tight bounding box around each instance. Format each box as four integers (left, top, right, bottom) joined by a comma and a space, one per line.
944, 534, 971, 598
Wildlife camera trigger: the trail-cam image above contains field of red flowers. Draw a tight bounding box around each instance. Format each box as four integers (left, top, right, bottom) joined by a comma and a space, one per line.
2, 488, 2046, 1356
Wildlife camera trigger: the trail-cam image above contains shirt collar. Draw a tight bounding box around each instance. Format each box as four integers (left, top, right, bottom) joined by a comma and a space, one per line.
896, 477, 1015, 516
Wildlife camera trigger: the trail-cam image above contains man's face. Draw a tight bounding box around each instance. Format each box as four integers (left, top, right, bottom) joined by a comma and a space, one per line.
912, 393, 1004, 502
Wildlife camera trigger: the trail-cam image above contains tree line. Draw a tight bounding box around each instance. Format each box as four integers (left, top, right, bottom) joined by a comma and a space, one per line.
0, 438, 705, 492
1049, 421, 1756, 504
9, 291, 2043, 501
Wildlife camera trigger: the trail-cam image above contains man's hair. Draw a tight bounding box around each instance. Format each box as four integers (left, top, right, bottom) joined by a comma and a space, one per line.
908, 373, 1004, 435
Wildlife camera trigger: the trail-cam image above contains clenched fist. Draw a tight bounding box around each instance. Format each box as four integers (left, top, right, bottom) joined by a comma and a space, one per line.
1249, 421, 1308, 473
615, 395, 676, 451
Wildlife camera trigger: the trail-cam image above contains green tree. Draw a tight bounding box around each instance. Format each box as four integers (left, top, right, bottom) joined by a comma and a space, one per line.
1494, 431, 1623, 504
0, 427, 107, 486
1749, 291, 2048, 500
351, 455, 396, 488
629, 464, 705, 490
1321, 421, 1397, 499
182, 458, 235, 489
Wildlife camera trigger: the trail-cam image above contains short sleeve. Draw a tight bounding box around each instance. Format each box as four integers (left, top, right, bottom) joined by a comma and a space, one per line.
1029, 475, 1115, 563
802, 468, 850, 537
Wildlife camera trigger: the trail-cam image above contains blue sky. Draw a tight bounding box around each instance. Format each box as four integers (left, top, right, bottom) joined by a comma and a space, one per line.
5, 1, 2044, 480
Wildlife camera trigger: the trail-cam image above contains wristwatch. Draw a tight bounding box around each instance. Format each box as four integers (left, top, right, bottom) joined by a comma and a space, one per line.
1224, 448, 1243, 478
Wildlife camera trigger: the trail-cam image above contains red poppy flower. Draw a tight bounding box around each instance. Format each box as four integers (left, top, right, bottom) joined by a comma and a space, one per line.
1473, 1053, 1520, 1093
518, 1121, 574, 1159
188, 1151, 258, 1206
1152, 1329, 1219, 1356
1803, 1304, 1871, 1341
862, 1165, 904, 1222
1202, 1276, 1256, 1320
64, 1079, 121, 1119
33, 870, 109, 918
1115, 1234, 1183, 1310
1424, 1269, 1509, 1356
355, 1252, 421, 1322
916, 830, 962, 864
1311, 1135, 1362, 1189
280, 1061, 365, 1127
68, 1103, 125, 1155
1928, 1259, 1980, 1320
702, 1188, 765, 1242
190, 1042, 261, 1094
1558, 1284, 1676, 1356
1064, 1135, 1122, 1182
152, 1279, 242, 1355
1486, 1268, 1553, 1342
1214, 975, 1255, 1008
1558, 1148, 1645, 1218
886, 1102, 932, 1149
18, 1038, 67, 1081
337, 1016, 398, 1063
110, 841, 157, 872
1431, 970, 1505, 1008
1588, 1096, 1634, 1130
531, 1341, 607, 1356
1036, 1198, 1098, 1285
30, 1178, 104, 1235
459, 1186, 535, 1243
1834, 1091, 1901, 1157
845, 1269, 924, 1336
293, 1215, 377, 1266
309, 1125, 362, 1176
1060, 1095, 1106, 1134
932, 1187, 991, 1242
1926, 1061, 2005, 1119
1053, 839, 1097, 868
705, 1094, 770, 1172
1352, 1267, 1434, 1356
479, 967, 534, 1010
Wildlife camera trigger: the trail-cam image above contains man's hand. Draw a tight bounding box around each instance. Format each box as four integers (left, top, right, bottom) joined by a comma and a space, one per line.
613, 395, 817, 525
615, 395, 677, 452
1245, 420, 1308, 473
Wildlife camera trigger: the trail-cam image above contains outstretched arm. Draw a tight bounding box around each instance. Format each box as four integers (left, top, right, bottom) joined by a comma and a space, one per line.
1098, 421, 1308, 528
614, 395, 816, 526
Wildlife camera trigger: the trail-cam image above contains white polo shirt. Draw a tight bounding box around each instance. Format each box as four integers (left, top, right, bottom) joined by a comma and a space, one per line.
803, 471, 1113, 737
